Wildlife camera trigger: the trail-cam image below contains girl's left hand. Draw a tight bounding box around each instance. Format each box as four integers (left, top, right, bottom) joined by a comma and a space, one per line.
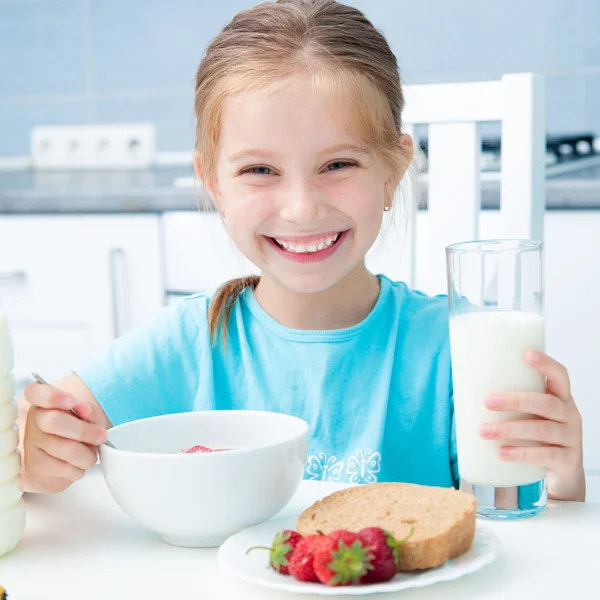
480, 349, 586, 502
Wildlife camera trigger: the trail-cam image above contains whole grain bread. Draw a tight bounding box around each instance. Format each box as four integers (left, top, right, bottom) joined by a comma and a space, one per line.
296, 483, 476, 571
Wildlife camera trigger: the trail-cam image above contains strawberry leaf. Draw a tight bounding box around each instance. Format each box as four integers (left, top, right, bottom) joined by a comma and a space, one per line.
269, 531, 293, 570
383, 527, 414, 571
326, 540, 375, 586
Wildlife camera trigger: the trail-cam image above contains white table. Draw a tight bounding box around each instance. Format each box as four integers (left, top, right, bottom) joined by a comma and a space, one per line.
1, 465, 598, 600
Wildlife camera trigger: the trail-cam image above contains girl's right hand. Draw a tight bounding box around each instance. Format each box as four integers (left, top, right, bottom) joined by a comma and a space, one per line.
22, 378, 108, 494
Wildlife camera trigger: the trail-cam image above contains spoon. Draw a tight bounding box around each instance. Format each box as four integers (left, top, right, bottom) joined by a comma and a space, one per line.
31, 372, 116, 449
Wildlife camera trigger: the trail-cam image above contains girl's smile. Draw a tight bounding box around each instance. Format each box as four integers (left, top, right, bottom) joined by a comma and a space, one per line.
264, 230, 349, 264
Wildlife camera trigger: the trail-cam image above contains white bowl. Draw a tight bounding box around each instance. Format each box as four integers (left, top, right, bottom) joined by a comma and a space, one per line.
99, 410, 309, 547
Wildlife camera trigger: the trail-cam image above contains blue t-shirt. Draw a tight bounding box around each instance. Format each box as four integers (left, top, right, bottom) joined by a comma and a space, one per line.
76, 275, 458, 488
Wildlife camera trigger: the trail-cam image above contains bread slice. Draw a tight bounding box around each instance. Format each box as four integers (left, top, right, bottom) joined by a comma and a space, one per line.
296, 483, 477, 571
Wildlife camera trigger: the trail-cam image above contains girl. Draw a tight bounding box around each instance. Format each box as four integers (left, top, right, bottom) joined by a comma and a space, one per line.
19, 0, 585, 501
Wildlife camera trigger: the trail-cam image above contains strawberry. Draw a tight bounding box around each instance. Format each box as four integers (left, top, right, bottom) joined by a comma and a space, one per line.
313, 530, 375, 586
358, 526, 414, 583
324, 530, 356, 549
357, 528, 397, 583
182, 445, 213, 453
246, 529, 302, 575
288, 534, 326, 582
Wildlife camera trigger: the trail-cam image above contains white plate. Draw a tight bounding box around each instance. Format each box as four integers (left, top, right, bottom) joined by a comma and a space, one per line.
217, 515, 500, 596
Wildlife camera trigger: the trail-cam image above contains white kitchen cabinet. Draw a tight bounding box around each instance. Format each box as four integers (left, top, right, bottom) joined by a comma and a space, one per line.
161, 210, 600, 472
0, 217, 88, 325
81, 215, 164, 351
0, 215, 164, 387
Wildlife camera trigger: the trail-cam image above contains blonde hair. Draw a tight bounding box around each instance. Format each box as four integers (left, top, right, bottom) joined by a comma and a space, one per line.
194, 0, 411, 345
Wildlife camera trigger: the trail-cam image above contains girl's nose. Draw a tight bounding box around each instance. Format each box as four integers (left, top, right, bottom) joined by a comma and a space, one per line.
279, 182, 327, 224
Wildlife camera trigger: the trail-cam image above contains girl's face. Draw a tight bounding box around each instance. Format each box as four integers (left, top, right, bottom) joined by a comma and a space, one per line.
205, 84, 405, 294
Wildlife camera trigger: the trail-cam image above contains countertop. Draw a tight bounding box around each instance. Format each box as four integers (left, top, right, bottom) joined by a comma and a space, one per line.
2, 466, 599, 600
0, 165, 207, 214
0, 159, 599, 214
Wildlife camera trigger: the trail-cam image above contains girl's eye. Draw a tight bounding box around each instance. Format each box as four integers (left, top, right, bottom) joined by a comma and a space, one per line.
323, 160, 357, 172
241, 165, 274, 176
239, 161, 357, 176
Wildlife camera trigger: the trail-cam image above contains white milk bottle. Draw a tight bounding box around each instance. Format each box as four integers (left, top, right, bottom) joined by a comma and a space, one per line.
447, 239, 547, 520
0, 311, 25, 557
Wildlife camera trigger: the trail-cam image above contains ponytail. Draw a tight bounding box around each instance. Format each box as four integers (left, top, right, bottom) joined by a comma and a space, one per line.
208, 275, 260, 346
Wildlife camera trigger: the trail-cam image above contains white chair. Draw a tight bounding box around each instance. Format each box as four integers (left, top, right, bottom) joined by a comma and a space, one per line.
367, 73, 546, 296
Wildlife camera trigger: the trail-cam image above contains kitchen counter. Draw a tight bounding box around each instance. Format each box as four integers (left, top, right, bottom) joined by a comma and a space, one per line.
0, 165, 208, 214
2, 466, 600, 600
0, 159, 599, 214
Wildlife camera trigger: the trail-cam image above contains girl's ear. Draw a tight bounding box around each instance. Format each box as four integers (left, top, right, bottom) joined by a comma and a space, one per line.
193, 151, 223, 215
400, 133, 414, 162
193, 151, 212, 195
389, 133, 414, 188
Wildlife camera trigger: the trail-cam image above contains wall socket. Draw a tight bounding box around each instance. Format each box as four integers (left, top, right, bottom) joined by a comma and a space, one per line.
31, 124, 156, 170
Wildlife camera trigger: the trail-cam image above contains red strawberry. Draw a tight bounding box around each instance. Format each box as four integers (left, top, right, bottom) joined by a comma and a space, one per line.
357, 528, 397, 583
325, 530, 356, 549
246, 529, 302, 575
288, 534, 326, 582
358, 526, 414, 583
182, 445, 213, 454
313, 530, 375, 586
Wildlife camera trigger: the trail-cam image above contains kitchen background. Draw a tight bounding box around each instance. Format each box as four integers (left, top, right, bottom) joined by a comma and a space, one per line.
0, 0, 599, 489
1, 0, 600, 152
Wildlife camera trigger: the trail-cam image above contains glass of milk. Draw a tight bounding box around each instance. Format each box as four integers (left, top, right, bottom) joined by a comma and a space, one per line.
446, 239, 547, 520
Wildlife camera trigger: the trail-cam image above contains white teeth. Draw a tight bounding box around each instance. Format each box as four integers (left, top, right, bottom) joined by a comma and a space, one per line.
274, 232, 342, 253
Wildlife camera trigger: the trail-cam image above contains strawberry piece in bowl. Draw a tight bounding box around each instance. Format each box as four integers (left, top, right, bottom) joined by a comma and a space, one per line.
181, 445, 213, 454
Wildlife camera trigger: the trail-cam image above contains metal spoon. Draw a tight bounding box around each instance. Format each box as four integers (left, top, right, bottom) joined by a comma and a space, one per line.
31, 372, 116, 449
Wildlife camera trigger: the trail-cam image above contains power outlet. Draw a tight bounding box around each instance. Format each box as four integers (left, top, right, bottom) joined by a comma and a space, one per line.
31, 124, 156, 170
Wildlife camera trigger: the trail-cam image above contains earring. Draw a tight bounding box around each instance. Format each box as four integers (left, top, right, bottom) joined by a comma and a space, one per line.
383, 183, 392, 212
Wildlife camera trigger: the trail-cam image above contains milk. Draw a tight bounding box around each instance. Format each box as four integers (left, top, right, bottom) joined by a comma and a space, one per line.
0, 314, 25, 557
450, 310, 547, 487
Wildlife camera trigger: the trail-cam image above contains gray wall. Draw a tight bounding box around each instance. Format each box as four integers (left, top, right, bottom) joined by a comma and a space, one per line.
0, 0, 598, 156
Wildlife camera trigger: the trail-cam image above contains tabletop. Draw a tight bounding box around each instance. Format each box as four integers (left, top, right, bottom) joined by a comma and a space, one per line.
1, 465, 598, 600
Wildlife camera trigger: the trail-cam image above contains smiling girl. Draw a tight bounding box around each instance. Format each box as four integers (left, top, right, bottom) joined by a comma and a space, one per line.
19, 0, 585, 501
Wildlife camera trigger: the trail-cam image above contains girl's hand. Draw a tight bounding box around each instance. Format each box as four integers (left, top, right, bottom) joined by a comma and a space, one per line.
21, 377, 108, 494
480, 350, 585, 502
